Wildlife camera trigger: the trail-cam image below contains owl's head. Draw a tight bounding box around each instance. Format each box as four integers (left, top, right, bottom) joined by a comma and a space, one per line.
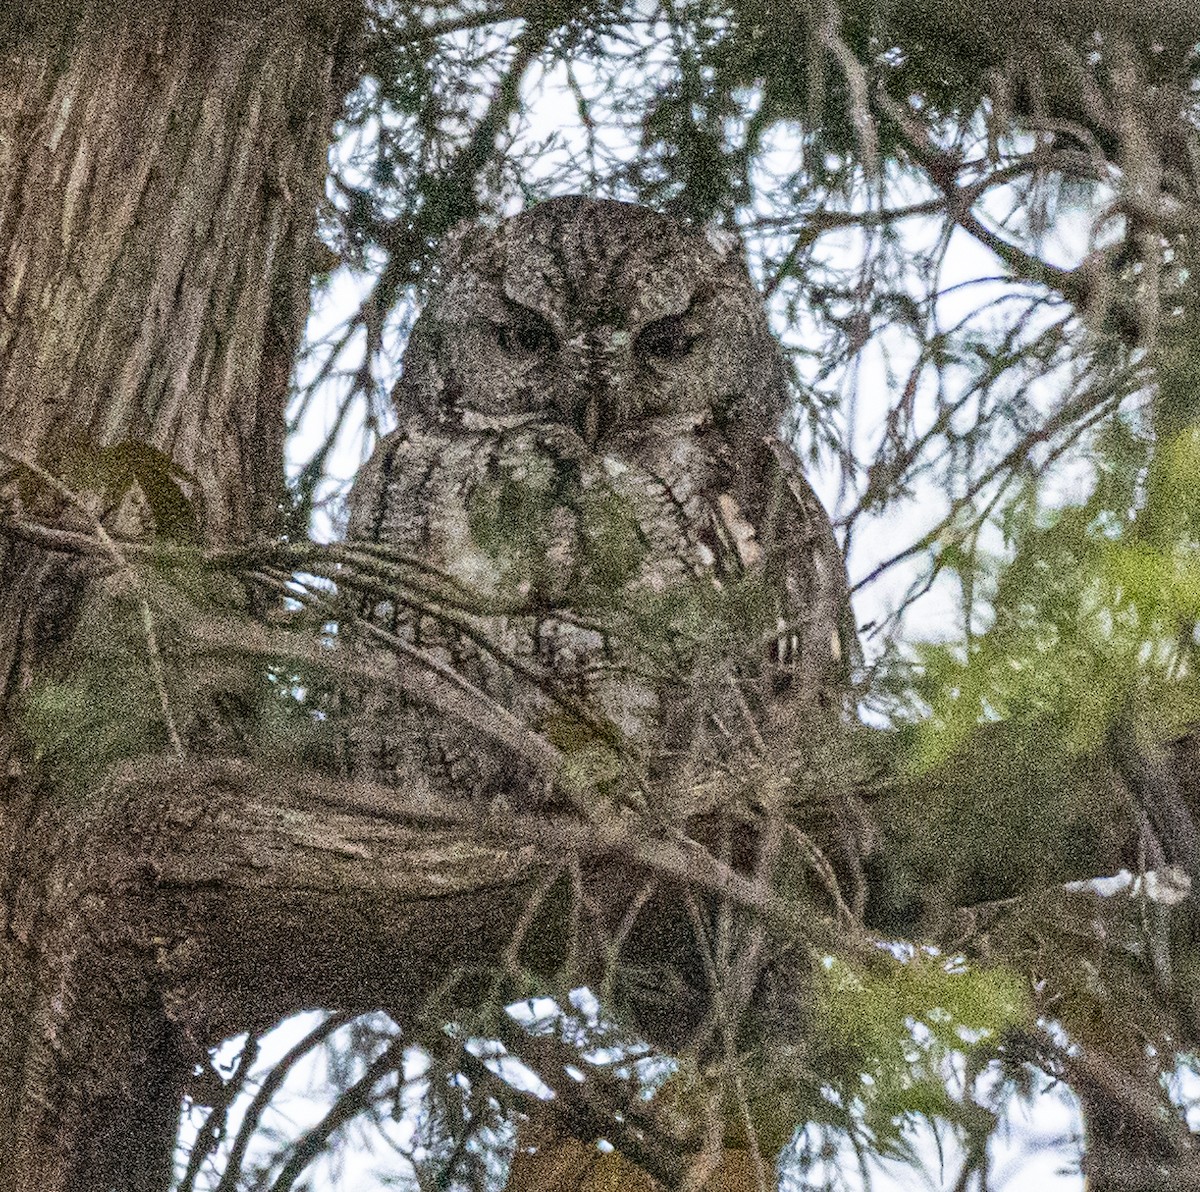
393, 197, 787, 448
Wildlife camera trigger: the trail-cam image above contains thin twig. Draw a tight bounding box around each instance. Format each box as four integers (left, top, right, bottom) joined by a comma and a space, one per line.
682, 891, 770, 1192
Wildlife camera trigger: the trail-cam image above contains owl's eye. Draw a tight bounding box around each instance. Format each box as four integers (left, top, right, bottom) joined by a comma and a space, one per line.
494, 310, 557, 356
636, 314, 694, 360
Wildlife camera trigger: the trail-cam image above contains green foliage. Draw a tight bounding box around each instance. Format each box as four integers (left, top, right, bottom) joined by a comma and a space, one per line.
907, 431, 1200, 774
467, 464, 649, 603
869, 724, 1125, 929
907, 518, 1200, 763
544, 718, 626, 800
241, 661, 342, 763
57, 438, 200, 542
859, 396, 1200, 935
576, 489, 649, 597
21, 598, 171, 790
812, 952, 1028, 1153
467, 463, 559, 572
624, 570, 776, 679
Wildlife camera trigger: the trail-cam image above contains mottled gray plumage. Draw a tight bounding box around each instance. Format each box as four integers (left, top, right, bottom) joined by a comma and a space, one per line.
347, 197, 852, 809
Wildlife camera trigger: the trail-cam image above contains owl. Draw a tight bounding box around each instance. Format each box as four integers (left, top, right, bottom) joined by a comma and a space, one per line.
345, 196, 853, 815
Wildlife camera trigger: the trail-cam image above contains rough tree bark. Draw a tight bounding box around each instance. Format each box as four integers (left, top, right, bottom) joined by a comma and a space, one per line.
0, 4, 376, 1187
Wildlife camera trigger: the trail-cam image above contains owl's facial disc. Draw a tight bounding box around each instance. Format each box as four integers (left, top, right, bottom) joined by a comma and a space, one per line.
398, 198, 786, 446
473, 294, 704, 444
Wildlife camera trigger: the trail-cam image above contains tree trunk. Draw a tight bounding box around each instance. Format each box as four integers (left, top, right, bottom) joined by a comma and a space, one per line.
0, 4, 359, 1186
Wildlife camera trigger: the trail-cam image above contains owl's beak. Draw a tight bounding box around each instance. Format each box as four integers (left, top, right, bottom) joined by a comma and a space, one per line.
575, 391, 615, 447
565, 329, 626, 446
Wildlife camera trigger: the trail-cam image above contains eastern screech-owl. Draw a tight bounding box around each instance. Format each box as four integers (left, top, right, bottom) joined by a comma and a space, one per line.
346, 197, 852, 811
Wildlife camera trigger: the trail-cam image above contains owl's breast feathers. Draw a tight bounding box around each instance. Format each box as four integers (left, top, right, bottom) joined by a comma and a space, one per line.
349, 416, 852, 773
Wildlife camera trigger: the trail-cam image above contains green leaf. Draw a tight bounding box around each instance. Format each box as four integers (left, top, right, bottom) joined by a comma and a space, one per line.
58, 437, 199, 541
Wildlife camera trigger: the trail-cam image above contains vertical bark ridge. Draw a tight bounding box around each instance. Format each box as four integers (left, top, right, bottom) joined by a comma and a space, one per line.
0, 4, 362, 1188
0, 1, 345, 545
